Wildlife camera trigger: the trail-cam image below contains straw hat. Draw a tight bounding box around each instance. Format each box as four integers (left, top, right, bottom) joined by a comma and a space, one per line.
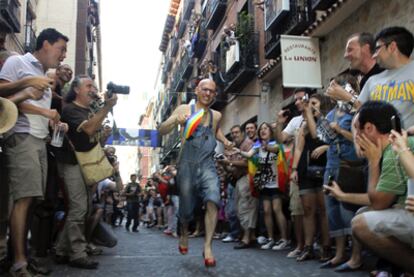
0, 97, 18, 134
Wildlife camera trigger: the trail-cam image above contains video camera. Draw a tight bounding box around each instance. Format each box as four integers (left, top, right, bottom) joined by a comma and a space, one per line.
106, 82, 130, 98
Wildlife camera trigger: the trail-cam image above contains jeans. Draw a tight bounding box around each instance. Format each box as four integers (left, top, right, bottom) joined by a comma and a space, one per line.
126, 202, 139, 231
225, 184, 240, 238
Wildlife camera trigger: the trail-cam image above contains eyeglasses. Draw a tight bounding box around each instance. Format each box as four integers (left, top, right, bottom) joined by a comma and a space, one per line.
374, 42, 390, 52
200, 88, 216, 94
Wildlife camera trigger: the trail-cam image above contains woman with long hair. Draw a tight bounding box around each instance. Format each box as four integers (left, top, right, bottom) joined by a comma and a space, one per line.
235, 122, 289, 250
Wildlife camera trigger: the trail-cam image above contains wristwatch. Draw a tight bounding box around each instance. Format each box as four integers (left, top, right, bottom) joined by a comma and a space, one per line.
348, 95, 357, 107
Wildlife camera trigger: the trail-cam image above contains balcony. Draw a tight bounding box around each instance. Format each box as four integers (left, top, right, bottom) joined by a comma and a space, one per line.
161, 70, 168, 84
264, 0, 290, 31
0, 0, 21, 33
192, 21, 208, 59
160, 127, 180, 164
164, 54, 172, 72
177, 18, 188, 39
220, 32, 259, 94
310, 0, 336, 11
265, 0, 314, 59
182, 0, 195, 20
24, 25, 36, 53
203, 0, 227, 30
170, 36, 179, 58
170, 66, 185, 92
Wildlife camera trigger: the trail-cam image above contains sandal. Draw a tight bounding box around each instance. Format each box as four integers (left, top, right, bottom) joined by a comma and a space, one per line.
296, 245, 315, 262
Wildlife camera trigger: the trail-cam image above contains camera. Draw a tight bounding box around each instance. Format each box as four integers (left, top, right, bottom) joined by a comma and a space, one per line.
106, 82, 130, 98
302, 93, 309, 102
391, 115, 401, 133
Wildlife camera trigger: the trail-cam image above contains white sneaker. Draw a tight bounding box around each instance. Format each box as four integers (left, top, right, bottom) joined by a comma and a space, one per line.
287, 248, 302, 258
257, 236, 267, 245
272, 239, 290, 250
261, 239, 275, 250
222, 235, 235, 243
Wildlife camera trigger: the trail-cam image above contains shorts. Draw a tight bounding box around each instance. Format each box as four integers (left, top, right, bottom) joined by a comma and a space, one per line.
4, 134, 47, 202
363, 208, 414, 248
298, 174, 323, 195
260, 187, 281, 201
289, 181, 304, 216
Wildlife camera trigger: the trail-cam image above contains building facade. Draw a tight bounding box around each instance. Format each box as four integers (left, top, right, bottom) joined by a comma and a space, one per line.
152, 0, 414, 166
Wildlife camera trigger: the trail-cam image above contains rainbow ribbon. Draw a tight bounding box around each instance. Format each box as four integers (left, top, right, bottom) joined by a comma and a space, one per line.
183, 109, 204, 139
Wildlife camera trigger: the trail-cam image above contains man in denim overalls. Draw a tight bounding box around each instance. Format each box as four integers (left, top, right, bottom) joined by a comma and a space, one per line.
158, 79, 232, 267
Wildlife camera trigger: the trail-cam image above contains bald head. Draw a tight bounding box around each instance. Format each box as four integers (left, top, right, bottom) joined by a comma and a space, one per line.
198, 78, 216, 89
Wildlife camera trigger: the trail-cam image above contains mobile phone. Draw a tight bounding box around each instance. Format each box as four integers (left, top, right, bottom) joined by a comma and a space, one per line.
302, 93, 309, 102
391, 115, 401, 133
325, 175, 334, 195
328, 175, 334, 186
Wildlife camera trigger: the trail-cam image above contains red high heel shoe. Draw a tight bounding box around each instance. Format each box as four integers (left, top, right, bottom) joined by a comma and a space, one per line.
202, 252, 216, 267
178, 245, 188, 255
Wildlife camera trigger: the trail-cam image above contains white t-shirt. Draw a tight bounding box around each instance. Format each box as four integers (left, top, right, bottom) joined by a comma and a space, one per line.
283, 115, 304, 138
0, 53, 51, 139
254, 143, 278, 189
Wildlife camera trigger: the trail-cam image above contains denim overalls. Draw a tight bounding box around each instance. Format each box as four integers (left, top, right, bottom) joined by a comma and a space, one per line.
176, 105, 220, 224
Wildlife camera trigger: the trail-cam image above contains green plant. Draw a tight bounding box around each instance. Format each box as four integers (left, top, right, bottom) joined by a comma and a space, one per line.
236, 11, 254, 49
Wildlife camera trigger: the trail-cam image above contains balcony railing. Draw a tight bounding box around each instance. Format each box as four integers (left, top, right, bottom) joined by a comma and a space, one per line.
203, 0, 227, 30
182, 0, 195, 20
24, 25, 36, 53
192, 21, 208, 59
177, 18, 188, 39
170, 65, 185, 92
265, 0, 314, 59
310, 0, 336, 11
220, 32, 259, 94
161, 70, 168, 84
170, 36, 179, 58
0, 0, 21, 32
160, 127, 180, 164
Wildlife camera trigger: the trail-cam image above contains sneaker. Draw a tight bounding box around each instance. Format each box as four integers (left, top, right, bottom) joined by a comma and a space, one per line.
164, 229, 173, 236
86, 244, 103, 256
261, 239, 275, 250
69, 257, 98, 269
257, 236, 267, 245
287, 248, 302, 258
28, 258, 52, 275
272, 239, 290, 250
222, 235, 236, 243
9, 265, 35, 277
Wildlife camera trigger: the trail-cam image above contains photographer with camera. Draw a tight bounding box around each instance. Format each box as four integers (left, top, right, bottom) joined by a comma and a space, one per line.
54, 74, 117, 269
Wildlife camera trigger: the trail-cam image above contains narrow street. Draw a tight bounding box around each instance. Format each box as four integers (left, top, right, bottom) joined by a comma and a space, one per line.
52, 225, 368, 277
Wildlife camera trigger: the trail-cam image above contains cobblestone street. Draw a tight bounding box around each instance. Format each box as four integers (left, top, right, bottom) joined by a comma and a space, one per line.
51, 225, 369, 277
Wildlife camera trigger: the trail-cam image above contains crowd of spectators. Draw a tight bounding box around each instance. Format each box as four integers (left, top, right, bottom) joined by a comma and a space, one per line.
149, 26, 414, 277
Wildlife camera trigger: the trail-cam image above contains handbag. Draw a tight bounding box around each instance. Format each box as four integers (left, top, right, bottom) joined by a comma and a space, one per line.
306, 165, 325, 181
74, 143, 114, 186
337, 159, 367, 211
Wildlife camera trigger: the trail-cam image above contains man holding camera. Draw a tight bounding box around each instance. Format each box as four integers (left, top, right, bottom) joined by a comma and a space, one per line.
54, 75, 117, 269
158, 78, 232, 267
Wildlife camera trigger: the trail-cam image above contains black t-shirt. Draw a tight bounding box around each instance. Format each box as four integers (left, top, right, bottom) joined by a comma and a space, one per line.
359, 63, 384, 90
57, 102, 99, 164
